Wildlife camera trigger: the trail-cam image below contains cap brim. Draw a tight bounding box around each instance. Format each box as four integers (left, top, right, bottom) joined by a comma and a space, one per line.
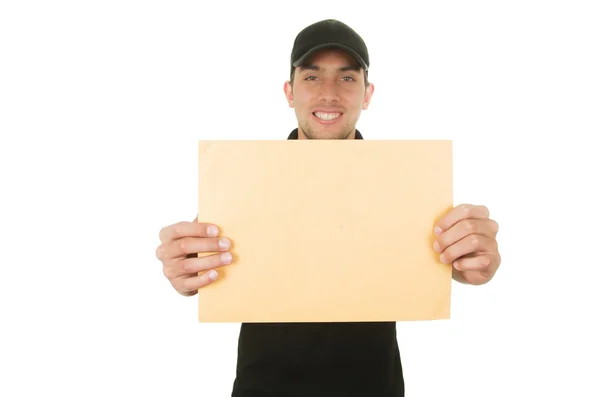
292, 43, 368, 71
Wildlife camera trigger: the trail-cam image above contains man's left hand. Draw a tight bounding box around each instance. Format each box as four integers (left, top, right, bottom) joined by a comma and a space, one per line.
433, 204, 501, 285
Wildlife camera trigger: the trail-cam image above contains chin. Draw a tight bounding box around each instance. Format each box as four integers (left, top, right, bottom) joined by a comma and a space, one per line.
321, 131, 352, 140
312, 132, 340, 139
308, 127, 352, 140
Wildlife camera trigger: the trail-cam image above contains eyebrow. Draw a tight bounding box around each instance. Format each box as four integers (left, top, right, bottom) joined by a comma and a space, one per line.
299, 64, 361, 73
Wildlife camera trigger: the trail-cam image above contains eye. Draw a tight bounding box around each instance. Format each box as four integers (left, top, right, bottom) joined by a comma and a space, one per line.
305, 76, 317, 81
342, 76, 355, 82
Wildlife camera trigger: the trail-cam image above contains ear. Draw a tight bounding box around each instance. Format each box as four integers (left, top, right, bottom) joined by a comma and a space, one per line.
283, 80, 294, 108
362, 82, 375, 110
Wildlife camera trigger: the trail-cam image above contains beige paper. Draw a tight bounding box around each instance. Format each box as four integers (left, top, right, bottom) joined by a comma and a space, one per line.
197, 139, 453, 323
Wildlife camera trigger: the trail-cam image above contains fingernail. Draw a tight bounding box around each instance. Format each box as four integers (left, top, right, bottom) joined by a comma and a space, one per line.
208, 270, 218, 281
207, 225, 219, 237
434, 226, 442, 236
440, 253, 447, 263
218, 238, 230, 250
433, 241, 440, 252
221, 252, 232, 264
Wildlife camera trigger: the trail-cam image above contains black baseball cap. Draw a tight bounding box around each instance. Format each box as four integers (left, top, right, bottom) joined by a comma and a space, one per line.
290, 19, 369, 75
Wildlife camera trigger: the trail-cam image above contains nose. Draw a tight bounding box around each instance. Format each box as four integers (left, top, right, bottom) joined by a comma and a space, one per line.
318, 79, 340, 103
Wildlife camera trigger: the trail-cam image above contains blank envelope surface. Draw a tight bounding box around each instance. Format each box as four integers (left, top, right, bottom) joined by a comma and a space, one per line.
197, 139, 453, 323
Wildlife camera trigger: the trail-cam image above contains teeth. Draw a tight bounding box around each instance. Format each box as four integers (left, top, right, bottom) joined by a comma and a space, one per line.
314, 112, 341, 121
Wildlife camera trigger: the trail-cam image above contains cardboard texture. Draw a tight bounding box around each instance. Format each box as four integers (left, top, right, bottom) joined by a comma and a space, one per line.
197, 139, 453, 323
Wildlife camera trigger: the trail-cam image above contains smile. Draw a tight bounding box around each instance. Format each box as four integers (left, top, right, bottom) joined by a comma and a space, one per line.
313, 112, 342, 121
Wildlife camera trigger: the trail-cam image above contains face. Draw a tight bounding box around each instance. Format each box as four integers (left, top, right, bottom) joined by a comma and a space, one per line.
284, 49, 374, 140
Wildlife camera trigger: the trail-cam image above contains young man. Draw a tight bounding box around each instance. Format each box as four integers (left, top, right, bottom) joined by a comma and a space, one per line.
156, 19, 501, 397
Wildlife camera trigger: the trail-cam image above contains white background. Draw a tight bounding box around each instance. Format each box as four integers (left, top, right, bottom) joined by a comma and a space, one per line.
1, 1, 599, 396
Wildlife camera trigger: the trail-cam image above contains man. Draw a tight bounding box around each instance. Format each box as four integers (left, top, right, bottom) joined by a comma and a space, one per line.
156, 19, 501, 397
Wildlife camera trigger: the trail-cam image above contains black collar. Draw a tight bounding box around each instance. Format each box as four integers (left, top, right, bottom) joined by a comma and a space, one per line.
287, 128, 364, 140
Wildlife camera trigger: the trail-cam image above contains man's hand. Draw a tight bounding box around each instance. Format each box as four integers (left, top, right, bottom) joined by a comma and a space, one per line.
433, 204, 501, 285
156, 217, 233, 296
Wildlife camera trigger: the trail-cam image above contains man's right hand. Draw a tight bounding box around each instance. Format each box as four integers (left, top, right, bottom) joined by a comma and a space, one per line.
155, 217, 233, 296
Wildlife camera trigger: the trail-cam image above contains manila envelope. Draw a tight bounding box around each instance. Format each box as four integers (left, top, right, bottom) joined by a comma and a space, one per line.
197, 139, 453, 323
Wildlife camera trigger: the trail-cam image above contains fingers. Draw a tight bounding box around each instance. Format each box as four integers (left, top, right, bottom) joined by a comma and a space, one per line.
164, 252, 233, 280
434, 218, 499, 253
452, 253, 499, 272
163, 251, 234, 296
434, 204, 490, 235
176, 270, 221, 296
437, 234, 497, 265
156, 234, 231, 263
161, 244, 233, 296
158, 221, 219, 244
163, 236, 231, 261
156, 217, 233, 296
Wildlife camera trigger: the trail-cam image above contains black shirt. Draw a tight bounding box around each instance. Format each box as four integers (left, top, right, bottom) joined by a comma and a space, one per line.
231, 129, 404, 397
